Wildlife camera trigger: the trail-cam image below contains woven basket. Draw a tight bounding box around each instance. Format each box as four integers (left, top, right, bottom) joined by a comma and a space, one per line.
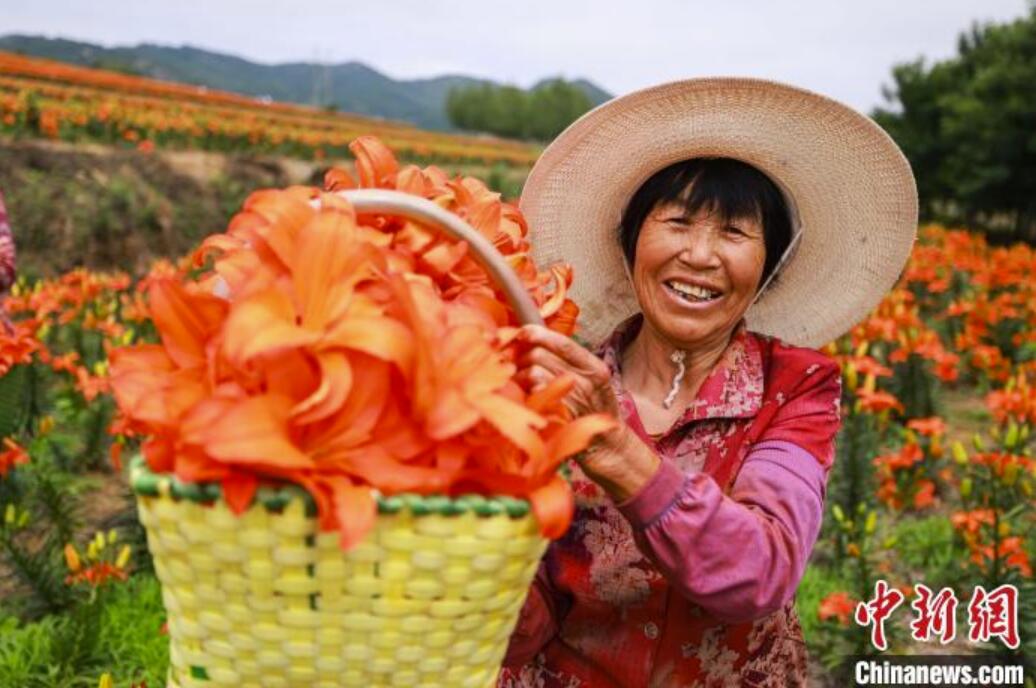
132, 190, 553, 688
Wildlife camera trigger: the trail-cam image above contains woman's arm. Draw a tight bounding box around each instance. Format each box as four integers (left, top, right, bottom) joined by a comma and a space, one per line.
605, 360, 841, 623
514, 324, 840, 625
616, 439, 826, 624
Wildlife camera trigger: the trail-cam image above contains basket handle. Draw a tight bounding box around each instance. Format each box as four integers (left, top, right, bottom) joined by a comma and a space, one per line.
339, 189, 545, 326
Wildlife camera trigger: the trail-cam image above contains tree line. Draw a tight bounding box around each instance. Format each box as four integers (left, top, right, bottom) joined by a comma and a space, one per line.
446, 79, 592, 142
874, 4, 1036, 243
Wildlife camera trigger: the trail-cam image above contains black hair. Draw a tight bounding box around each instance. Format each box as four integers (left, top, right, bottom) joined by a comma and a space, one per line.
619, 158, 793, 290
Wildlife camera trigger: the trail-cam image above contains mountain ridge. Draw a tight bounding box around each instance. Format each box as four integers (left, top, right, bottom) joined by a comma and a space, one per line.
0, 34, 613, 131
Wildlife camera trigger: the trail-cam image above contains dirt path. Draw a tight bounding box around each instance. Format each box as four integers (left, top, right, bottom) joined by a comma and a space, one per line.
940, 386, 993, 448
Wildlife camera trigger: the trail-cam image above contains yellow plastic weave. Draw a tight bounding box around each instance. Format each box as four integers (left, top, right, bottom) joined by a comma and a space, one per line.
137, 487, 549, 688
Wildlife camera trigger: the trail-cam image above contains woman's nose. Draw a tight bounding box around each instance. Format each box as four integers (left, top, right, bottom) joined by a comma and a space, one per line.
676, 226, 722, 268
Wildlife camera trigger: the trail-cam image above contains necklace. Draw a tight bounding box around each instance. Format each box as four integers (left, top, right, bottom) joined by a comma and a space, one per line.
662, 350, 686, 409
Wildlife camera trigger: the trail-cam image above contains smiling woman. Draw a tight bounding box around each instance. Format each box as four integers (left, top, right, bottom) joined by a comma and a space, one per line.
498, 78, 918, 687
623, 159, 792, 408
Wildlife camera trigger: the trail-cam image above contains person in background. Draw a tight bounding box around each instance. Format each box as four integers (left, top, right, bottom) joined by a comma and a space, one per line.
0, 190, 16, 334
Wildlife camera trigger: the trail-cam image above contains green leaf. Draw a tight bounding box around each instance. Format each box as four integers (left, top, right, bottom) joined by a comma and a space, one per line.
0, 365, 28, 439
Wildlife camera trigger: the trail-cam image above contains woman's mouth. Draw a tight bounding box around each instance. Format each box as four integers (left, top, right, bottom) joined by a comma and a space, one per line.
663, 279, 723, 305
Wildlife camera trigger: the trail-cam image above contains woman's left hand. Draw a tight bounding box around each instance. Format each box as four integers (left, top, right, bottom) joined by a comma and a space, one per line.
515, 324, 620, 420
515, 324, 660, 502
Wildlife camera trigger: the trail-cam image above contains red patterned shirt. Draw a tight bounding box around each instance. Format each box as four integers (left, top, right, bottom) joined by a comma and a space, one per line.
499, 314, 841, 687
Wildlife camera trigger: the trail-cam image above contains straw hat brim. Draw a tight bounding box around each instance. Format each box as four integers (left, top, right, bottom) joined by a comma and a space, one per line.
518, 77, 918, 349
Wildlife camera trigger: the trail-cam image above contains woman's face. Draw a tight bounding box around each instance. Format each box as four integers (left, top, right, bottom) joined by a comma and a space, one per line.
631, 200, 766, 350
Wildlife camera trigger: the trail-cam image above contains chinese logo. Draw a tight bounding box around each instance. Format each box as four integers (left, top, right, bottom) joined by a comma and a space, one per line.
854, 580, 1019, 650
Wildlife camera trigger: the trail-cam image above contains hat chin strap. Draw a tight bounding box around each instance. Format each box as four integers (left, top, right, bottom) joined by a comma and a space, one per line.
751, 224, 803, 306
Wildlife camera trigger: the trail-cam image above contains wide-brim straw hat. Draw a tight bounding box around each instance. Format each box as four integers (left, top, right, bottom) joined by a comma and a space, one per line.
518, 77, 918, 349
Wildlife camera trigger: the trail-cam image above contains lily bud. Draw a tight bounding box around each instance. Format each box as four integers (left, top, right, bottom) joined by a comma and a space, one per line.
64, 544, 81, 573
844, 363, 859, 392
1004, 422, 1019, 450
960, 478, 972, 498
1003, 462, 1020, 487
972, 434, 986, 452
863, 373, 877, 394
930, 437, 944, 458
116, 544, 132, 569
865, 511, 877, 535
832, 505, 845, 522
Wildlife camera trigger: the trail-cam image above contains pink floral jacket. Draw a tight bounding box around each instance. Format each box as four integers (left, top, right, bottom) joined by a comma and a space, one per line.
499, 315, 841, 687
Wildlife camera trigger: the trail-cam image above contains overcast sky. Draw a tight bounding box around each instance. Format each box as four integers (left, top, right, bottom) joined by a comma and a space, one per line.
2, 0, 1030, 114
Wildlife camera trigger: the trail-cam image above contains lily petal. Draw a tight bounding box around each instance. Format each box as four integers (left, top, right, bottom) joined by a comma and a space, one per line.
222, 288, 318, 364
528, 474, 574, 539
148, 280, 227, 369
222, 473, 260, 515
327, 476, 377, 550
186, 395, 313, 470
350, 136, 399, 188
292, 350, 352, 425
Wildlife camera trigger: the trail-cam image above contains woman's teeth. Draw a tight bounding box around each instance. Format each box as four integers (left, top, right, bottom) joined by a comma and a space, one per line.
666, 280, 721, 302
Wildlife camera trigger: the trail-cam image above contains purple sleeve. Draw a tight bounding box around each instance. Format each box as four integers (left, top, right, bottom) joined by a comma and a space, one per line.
616, 439, 826, 624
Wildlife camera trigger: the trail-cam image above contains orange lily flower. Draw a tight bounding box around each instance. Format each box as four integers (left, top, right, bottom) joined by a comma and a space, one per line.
0, 437, 29, 477
818, 591, 856, 626
906, 417, 947, 437
109, 136, 612, 550
855, 388, 905, 415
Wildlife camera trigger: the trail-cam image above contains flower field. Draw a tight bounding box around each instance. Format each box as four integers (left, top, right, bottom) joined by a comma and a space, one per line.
802, 228, 1036, 678
1, 119, 1035, 685
0, 51, 540, 167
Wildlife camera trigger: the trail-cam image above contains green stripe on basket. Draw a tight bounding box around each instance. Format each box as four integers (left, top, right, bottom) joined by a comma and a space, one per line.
129, 455, 532, 519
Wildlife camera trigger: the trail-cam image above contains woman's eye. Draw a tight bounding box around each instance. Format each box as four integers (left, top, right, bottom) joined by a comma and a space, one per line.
724, 225, 746, 236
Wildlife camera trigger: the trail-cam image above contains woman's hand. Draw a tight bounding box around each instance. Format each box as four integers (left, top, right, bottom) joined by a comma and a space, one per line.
515, 324, 619, 420
516, 324, 660, 501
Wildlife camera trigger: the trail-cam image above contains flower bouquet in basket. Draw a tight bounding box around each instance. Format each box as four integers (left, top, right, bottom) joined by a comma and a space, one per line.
109, 136, 616, 688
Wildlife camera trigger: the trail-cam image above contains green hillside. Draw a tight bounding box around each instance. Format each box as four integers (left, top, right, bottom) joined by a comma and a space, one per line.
0, 34, 613, 131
